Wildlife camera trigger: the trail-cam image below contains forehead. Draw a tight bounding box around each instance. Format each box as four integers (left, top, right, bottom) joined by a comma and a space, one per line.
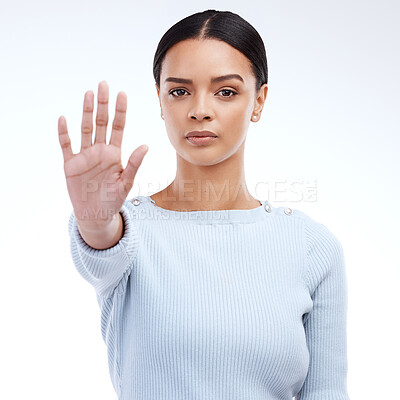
161, 39, 254, 84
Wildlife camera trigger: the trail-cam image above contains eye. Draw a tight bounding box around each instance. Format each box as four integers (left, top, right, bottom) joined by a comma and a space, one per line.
217, 89, 238, 97
169, 88, 188, 97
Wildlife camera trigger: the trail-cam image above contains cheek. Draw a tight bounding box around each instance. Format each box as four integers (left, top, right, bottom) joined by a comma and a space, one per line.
220, 104, 251, 132
163, 102, 187, 127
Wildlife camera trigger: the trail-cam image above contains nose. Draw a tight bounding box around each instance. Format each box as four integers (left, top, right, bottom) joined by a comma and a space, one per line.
188, 92, 214, 121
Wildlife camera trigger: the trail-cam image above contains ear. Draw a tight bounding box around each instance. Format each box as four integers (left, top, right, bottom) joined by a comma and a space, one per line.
252, 84, 268, 118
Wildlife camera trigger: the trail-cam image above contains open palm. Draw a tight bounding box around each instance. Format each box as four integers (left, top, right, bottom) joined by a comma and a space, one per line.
58, 81, 148, 228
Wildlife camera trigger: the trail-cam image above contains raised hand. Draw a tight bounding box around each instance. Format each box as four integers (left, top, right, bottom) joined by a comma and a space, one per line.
58, 81, 148, 232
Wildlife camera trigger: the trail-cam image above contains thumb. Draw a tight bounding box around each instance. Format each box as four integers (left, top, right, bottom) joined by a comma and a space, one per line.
121, 144, 149, 189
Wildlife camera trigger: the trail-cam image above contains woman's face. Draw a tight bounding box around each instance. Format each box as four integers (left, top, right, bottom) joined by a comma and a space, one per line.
156, 38, 267, 166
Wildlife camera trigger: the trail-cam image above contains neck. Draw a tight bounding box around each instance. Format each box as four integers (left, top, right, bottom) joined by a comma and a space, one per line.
152, 145, 260, 211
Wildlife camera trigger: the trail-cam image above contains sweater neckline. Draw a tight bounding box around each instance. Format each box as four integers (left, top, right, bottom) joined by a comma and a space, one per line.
131, 195, 272, 224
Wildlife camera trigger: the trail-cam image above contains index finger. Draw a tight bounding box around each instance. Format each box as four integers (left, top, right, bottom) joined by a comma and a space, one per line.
81, 90, 94, 151
58, 116, 74, 162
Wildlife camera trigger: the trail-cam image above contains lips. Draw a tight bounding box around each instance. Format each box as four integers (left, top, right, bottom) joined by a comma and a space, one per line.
185, 130, 218, 138
186, 136, 218, 146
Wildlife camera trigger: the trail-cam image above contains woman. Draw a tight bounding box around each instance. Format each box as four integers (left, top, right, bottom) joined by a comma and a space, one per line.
58, 9, 350, 400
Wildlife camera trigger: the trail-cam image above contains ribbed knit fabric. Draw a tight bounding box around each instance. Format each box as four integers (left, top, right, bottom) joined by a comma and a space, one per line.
68, 195, 350, 400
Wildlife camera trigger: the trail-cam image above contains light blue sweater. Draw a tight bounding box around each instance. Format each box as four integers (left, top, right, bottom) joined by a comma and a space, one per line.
68, 195, 350, 400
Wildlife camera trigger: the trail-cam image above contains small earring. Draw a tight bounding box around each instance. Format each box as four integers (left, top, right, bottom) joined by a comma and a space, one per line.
161, 113, 164, 120
252, 115, 258, 121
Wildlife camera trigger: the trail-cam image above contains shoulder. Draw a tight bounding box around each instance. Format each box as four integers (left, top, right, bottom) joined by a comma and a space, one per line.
289, 206, 345, 293
265, 202, 344, 260
270, 203, 345, 291
302, 210, 344, 267
273, 204, 343, 255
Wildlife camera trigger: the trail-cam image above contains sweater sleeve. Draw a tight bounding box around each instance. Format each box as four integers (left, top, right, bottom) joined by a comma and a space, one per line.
68, 201, 139, 299
296, 218, 350, 400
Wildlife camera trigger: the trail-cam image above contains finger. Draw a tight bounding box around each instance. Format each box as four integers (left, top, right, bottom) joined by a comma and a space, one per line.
58, 116, 74, 162
94, 81, 109, 144
120, 145, 149, 189
109, 91, 127, 148
81, 90, 94, 150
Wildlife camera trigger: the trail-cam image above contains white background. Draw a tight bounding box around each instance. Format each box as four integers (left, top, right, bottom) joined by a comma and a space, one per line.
0, 0, 398, 399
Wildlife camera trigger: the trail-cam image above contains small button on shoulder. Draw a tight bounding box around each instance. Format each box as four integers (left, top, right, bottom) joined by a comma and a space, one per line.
264, 202, 272, 213
131, 197, 141, 206
284, 207, 293, 215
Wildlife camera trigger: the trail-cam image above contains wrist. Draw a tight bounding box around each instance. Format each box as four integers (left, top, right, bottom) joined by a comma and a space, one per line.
76, 212, 124, 250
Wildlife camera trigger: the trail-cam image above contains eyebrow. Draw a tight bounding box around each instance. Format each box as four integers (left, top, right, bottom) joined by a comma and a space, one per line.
164, 74, 244, 84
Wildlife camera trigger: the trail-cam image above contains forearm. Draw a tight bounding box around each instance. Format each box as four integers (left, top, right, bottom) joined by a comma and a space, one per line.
76, 212, 124, 250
